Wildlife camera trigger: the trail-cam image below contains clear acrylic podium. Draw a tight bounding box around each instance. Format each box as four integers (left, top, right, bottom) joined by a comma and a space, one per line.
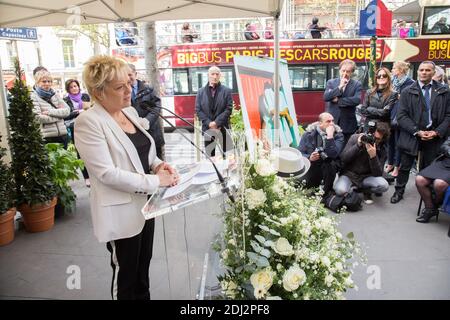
142, 162, 238, 299
142, 162, 238, 220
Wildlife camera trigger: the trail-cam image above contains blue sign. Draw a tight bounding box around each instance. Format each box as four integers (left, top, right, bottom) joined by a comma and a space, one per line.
0, 28, 38, 41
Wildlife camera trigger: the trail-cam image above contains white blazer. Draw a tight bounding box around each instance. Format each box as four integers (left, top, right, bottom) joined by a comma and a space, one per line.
74, 103, 162, 243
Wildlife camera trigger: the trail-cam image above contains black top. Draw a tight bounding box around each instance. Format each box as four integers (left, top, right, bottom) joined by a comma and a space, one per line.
125, 125, 151, 174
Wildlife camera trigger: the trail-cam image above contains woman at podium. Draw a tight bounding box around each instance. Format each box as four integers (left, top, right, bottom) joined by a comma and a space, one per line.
74, 55, 179, 300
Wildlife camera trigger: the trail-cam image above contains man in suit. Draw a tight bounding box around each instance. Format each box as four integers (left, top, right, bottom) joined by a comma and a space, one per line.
391, 61, 450, 204
323, 59, 362, 145
195, 66, 233, 157
128, 64, 165, 159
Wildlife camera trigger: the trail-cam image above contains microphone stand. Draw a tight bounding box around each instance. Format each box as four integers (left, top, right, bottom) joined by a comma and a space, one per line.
145, 107, 235, 203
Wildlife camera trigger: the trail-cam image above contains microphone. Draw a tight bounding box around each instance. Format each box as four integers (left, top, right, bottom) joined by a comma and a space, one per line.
144, 106, 235, 203
136, 88, 225, 155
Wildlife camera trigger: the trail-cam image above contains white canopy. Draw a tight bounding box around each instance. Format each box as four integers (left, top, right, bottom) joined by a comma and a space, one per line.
0, 0, 285, 153
0, 0, 282, 27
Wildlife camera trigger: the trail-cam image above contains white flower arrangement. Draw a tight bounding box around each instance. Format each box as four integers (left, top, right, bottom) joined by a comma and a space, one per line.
216, 148, 365, 300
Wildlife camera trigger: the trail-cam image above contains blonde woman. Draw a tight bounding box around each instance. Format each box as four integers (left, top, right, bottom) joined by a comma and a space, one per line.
31, 70, 70, 148
75, 55, 179, 300
386, 61, 414, 177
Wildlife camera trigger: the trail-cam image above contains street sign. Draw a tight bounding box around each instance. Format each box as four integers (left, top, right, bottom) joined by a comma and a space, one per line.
0, 28, 38, 41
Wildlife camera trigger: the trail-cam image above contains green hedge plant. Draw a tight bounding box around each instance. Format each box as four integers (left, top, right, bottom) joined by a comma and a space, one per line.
0, 135, 15, 213
7, 59, 56, 206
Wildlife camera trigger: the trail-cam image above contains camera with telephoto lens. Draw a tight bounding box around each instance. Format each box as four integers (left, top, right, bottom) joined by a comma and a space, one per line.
315, 147, 328, 160
360, 121, 377, 145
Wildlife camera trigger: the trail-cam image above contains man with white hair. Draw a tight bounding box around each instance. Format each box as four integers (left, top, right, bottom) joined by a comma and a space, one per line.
195, 66, 233, 157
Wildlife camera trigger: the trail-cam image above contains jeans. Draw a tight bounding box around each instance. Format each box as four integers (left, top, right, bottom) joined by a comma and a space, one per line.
387, 127, 401, 167
334, 175, 389, 196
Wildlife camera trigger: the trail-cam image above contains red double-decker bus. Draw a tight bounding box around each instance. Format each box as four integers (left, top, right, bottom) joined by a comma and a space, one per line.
153, 36, 450, 128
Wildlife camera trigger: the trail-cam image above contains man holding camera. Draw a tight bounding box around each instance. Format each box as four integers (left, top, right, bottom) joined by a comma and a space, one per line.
334, 121, 390, 203
391, 61, 450, 204
298, 112, 344, 196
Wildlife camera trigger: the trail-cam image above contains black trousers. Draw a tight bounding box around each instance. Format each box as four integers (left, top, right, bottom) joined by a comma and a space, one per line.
106, 218, 155, 300
299, 160, 337, 196
204, 127, 229, 157
395, 139, 442, 194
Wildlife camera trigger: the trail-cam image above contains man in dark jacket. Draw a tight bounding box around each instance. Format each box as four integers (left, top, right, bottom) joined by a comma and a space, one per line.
195, 66, 233, 157
324, 59, 362, 145
298, 112, 344, 196
334, 121, 390, 204
309, 17, 327, 39
128, 64, 165, 159
391, 61, 450, 204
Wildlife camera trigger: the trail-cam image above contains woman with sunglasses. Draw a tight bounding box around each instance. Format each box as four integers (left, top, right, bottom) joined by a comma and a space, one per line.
360, 67, 398, 131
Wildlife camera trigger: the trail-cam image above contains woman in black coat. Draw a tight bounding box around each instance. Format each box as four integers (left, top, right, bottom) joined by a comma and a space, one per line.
386, 61, 414, 177
360, 67, 398, 130
415, 137, 450, 223
64, 79, 91, 186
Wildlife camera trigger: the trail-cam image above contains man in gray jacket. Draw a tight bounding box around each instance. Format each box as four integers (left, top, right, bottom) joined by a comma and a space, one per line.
195, 66, 233, 157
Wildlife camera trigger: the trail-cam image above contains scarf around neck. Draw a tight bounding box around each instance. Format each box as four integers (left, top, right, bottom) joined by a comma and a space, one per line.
392, 75, 408, 92
68, 92, 83, 110
35, 86, 55, 100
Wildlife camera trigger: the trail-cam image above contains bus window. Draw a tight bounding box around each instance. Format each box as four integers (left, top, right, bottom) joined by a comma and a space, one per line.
191, 68, 209, 93
289, 65, 326, 90
422, 6, 450, 35
173, 69, 189, 94
220, 69, 234, 91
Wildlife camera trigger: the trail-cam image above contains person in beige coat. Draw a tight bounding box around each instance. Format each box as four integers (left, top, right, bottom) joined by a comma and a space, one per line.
31, 70, 70, 148
75, 55, 179, 300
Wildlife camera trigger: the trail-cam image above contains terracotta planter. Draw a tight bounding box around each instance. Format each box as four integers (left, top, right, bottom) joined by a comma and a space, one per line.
0, 207, 16, 246
18, 197, 57, 233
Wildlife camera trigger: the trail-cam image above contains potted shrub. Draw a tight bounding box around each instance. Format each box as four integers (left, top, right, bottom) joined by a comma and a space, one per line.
8, 59, 57, 233
0, 135, 16, 246
45, 143, 84, 217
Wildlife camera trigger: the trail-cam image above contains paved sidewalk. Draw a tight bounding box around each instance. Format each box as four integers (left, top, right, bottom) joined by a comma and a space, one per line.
0, 170, 449, 299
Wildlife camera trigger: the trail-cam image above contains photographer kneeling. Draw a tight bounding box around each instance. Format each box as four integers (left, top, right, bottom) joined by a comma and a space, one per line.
298, 112, 344, 197
334, 121, 390, 204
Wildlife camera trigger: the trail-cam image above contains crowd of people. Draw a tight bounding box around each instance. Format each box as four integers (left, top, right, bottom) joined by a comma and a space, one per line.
13, 53, 447, 300
297, 59, 449, 230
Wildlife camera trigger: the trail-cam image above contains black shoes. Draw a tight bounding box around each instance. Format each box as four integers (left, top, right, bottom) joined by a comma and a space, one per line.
390, 191, 403, 204
416, 208, 439, 223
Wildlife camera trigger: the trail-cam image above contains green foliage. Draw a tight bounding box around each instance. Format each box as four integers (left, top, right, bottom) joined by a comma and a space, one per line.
45, 143, 84, 213
216, 154, 365, 300
230, 103, 245, 133
7, 58, 56, 206
0, 135, 15, 213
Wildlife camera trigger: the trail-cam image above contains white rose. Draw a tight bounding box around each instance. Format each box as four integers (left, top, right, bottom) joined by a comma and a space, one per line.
318, 216, 333, 230
246, 188, 267, 210
325, 274, 335, 287
255, 159, 276, 176
221, 249, 229, 260
250, 268, 275, 299
309, 252, 319, 262
344, 276, 354, 287
320, 256, 331, 267
228, 239, 236, 246
272, 237, 294, 256
282, 264, 307, 292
